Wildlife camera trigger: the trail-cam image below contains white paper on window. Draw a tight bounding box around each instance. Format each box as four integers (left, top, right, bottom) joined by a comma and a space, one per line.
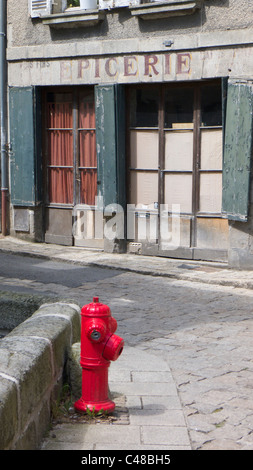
164, 130, 193, 171
130, 130, 159, 169
164, 174, 192, 213
129, 171, 158, 207
199, 173, 222, 213
200, 129, 223, 170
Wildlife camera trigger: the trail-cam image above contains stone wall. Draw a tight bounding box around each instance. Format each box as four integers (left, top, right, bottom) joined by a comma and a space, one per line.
7, 0, 253, 48
0, 302, 80, 450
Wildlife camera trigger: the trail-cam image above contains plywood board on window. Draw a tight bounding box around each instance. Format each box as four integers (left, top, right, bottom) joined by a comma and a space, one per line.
196, 217, 229, 249
164, 174, 192, 213
199, 173, 222, 213
130, 130, 159, 169
200, 129, 223, 170
129, 171, 158, 206
136, 213, 158, 242
164, 130, 193, 171
75, 209, 95, 239
160, 216, 191, 248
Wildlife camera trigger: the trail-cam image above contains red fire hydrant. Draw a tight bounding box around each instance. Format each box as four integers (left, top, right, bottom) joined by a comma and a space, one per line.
74, 297, 124, 414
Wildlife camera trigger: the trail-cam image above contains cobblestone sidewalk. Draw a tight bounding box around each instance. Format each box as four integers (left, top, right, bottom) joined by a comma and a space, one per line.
1, 236, 253, 449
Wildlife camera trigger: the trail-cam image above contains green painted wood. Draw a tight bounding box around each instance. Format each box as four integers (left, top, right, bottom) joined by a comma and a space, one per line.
95, 84, 125, 210
115, 83, 126, 211
222, 81, 253, 221
9, 87, 41, 206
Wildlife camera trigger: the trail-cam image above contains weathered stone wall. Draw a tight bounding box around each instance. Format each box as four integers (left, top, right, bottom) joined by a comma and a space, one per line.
7, 0, 253, 48
0, 302, 80, 450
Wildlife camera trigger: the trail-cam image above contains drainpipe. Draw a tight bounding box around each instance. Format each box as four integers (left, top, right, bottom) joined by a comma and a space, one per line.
0, 0, 7, 236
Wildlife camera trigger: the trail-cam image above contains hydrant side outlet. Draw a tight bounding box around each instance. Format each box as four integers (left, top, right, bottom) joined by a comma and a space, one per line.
74, 297, 124, 414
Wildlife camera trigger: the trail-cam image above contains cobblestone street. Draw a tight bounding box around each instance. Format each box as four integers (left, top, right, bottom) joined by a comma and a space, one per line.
79, 274, 253, 450
1, 246, 253, 450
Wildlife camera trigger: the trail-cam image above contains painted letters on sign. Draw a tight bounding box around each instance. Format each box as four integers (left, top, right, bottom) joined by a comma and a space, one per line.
60, 52, 192, 84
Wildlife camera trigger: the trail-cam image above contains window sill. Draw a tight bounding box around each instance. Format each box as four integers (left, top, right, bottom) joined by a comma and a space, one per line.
42, 9, 105, 28
41, 0, 201, 27
129, 1, 201, 20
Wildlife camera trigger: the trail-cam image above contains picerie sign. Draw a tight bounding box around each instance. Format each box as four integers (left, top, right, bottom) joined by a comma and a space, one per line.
60, 52, 192, 83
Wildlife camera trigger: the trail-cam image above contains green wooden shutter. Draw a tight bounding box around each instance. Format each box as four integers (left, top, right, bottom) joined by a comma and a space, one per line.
9, 87, 41, 206
95, 84, 125, 210
222, 80, 253, 221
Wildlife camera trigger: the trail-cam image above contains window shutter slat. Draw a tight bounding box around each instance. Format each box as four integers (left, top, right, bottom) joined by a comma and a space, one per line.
29, 0, 52, 18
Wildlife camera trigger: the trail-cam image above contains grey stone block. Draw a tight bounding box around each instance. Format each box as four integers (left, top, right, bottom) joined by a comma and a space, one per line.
0, 302, 81, 450
0, 376, 18, 450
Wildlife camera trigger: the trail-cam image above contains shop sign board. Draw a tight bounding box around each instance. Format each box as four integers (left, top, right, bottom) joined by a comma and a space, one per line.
8, 47, 253, 87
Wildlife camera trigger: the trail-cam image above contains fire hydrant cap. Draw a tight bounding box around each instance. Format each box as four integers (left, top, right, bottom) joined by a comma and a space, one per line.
81, 296, 111, 317
103, 334, 124, 362
85, 318, 107, 343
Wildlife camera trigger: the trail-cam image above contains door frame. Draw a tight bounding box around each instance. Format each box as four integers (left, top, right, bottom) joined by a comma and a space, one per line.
41, 85, 98, 246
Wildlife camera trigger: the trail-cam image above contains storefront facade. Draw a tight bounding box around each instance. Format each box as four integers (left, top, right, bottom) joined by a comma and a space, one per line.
5, 0, 253, 267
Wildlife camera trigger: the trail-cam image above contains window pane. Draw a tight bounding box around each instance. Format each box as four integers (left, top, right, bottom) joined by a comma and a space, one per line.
80, 169, 97, 206
199, 173, 222, 213
47, 94, 73, 128
165, 130, 193, 171
201, 84, 222, 126
129, 171, 158, 206
164, 174, 192, 213
48, 168, 73, 204
130, 88, 159, 127
78, 91, 97, 206
79, 130, 97, 167
165, 87, 194, 128
79, 94, 95, 129
47, 130, 73, 166
200, 129, 223, 170
130, 130, 159, 169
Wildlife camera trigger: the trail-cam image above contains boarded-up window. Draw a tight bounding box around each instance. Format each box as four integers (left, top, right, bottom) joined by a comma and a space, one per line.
127, 81, 229, 259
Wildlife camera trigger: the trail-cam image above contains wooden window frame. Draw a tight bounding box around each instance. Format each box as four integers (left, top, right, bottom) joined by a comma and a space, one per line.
126, 79, 224, 249
42, 86, 97, 209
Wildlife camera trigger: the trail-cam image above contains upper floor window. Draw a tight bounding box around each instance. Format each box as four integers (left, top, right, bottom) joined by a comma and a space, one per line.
68, 0, 80, 6
30, 0, 52, 17
29, 0, 201, 18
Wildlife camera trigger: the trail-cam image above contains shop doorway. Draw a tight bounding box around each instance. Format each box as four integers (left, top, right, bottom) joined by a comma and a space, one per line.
42, 87, 98, 246
127, 81, 228, 261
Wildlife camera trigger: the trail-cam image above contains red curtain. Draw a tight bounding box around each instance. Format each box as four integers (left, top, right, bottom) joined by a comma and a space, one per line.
46, 92, 97, 206
79, 96, 97, 205
47, 100, 73, 204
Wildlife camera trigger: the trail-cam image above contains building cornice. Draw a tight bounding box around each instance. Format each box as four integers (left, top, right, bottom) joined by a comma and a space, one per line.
7, 28, 253, 62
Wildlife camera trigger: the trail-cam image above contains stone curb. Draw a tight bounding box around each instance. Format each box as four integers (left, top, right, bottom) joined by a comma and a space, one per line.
1, 236, 253, 290
0, 302, 81, 450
